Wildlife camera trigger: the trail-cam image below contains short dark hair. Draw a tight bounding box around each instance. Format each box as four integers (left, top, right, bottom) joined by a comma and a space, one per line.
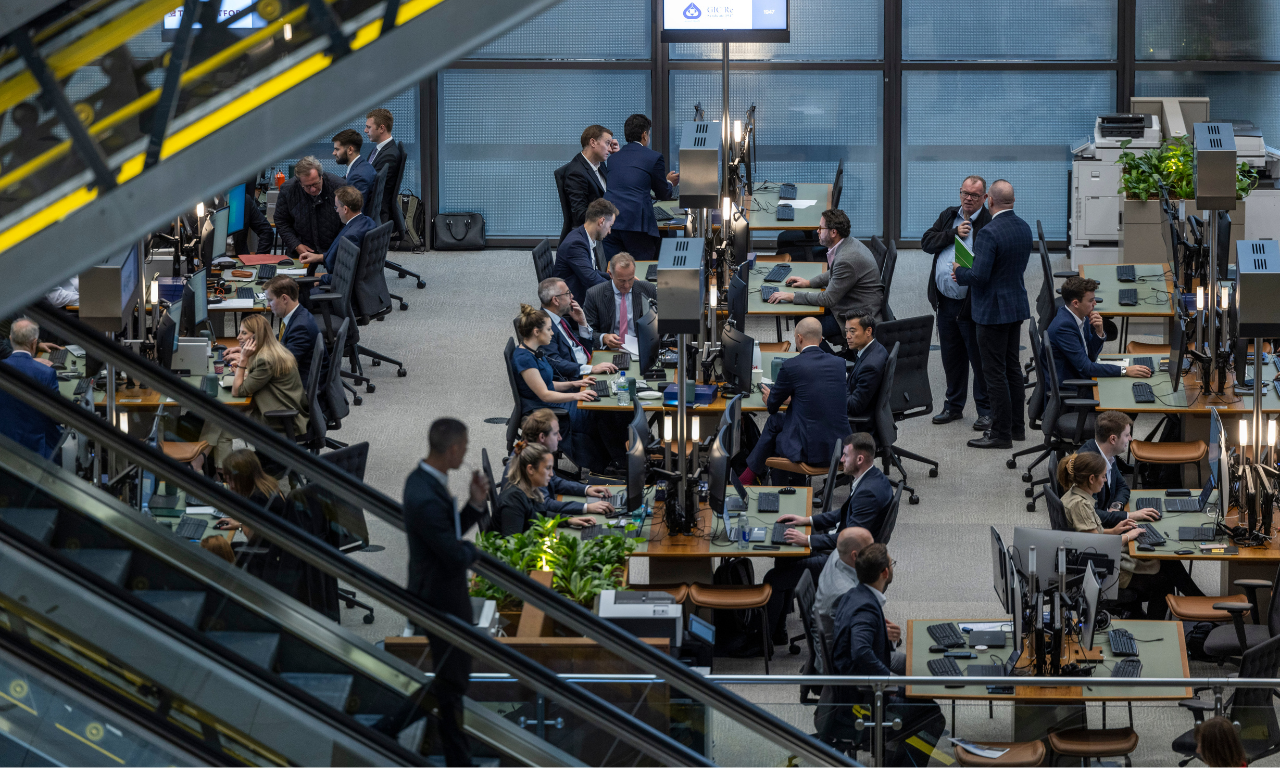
843, 431, 876, 457
845, 312, 876, 334
1095, 411, 1133, 444
428, 418, 468, 455
332, 128, 363, 150
263, 275, 299, 302
580, 124, 612, 148
1061, 276, 1099, 305
855, 542, 891, 584
366, 108, 393, 132
624, 114, 652, 144
585, 198, 618, 222
820, 209, 851, 239
334, 185, 363, 213
962, 174, 987, 192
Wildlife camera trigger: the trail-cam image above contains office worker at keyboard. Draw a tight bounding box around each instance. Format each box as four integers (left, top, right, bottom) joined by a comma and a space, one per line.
843, 312, 888, 420
537, 277, 618, 379
274, 156, 345, 261
1048, 277, 1151, 395
554, 198, 615, 302
766, 209, 883, 341
602, 113, 677, 261
0, 318, 62, 459
496, 443, 597, 535
1059, 452, 1203, 619
583, 252, 657, 354
302, 185, 374, 286
1080, 411, 1159, 525
501, 410, 615, 519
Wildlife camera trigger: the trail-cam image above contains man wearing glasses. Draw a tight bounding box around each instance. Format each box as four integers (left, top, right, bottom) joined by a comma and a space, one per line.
922, 175, 993, 431
536, 277, 619, 380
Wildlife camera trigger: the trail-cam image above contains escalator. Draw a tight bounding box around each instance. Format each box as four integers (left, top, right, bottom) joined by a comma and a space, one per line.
0, 0, 559, 318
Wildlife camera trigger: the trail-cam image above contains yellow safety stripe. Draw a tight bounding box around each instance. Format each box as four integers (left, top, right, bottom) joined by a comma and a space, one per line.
54, 723, 124, 763
907, 735, 954, 765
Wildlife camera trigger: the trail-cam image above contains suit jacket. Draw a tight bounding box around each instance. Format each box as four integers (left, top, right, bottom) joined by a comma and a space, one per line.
831, 583, 893, 677
1047, 304, 1120, 392
792, 237, 883, 323
553, 225, 608, 303
558, 153, 609, 240
603, 141, 673, 237
846, 338, 888, 418
954, 210, 1033, 326
367, 139, 405, 226
540, 311, 595, 380
921, 205, 993, 312
809, 466, 894, 552
1079, 439, 1128, 527
404, 466, 482, 617
321, 213, 376, 283
280, 304, 321, 384
274, 172, 345, 255
768, 346, 849, 466
0, 351, 60, 458
343, 155, 377, 210
583, 278, 657, 348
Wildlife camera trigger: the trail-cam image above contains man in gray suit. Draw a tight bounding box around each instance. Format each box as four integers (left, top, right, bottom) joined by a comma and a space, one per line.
766, 209, 883, 340
583, 252, 658, 355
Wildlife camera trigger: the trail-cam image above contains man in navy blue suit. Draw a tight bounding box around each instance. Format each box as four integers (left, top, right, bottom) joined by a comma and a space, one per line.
303, 186, 375, 286
1048, 276, 1151, 396
842, 312, 888, 419
261, 276, 321, 379
739, 317, 847, 485
954, 180, 1033, 449
536, 276, 619, 380
1080, 411, 1160, 525
554, 198, 615, 302
602, 114, 678, 260
0, 318, 61, 459
332, 129, 376, 206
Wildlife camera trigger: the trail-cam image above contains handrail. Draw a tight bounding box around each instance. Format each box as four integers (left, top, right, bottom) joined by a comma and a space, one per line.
0, 362, 712, 767
27, 303, 857, 767
471, 672, 1255, 688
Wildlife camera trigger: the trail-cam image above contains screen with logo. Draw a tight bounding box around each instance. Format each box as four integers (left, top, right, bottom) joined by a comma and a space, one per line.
661, 0, 788, 42
163, 1, 266, 41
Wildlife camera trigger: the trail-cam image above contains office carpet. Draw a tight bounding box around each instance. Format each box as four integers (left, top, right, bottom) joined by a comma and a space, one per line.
333, 246, 1228, 766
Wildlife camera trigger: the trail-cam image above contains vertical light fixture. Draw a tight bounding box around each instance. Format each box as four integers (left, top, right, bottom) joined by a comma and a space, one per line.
1241, 418, 1249, 446
691, 418, 700, 442
1221, 286, 1230, 311
195, 202, 205, 218
1268, 418, 1276, 447
733, 120, 742, 144
1196, 286, 1205, 311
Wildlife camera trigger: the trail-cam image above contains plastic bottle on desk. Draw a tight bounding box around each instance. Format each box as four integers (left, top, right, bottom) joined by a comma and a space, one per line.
616, 373, 630, 406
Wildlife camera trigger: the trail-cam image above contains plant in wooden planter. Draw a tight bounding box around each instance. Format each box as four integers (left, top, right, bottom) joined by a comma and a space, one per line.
1116, 136, 1257, 201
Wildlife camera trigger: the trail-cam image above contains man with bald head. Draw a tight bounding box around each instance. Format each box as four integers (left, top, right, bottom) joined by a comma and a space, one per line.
741, 317, 847, 486
953, 179, 1033, 449
0, 318, 62, 459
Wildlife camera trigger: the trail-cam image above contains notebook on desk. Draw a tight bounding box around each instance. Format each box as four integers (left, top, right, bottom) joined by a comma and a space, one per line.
238, 253, 290, 266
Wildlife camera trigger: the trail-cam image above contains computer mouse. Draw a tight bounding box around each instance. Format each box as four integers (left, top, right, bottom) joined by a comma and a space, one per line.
1176, 548, 1195, 555
277, 258, 293, 265
213, 521, 230, 530
929, 644, 948, 653
1136, 543, 1154, 552
779, 487, 796, 495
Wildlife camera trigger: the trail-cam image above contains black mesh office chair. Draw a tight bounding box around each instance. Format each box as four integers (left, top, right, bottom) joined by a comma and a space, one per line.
382, 143, 426, 289
264, 326, 346, 457
878, 239, 898, 322
309, 237, 371, 405
366, 164, 409, 312
873, 316, 940, 501
831, 157, 844, 209
503, 337, 569, 454
1017, 329, 1097, 511
874, 481, 904, 544
532, 239, 555, 283
868, 235, 887, 273
848, 342, 925, 505
1173, 633, 1280, 766
479, 448, 500, 534
349, 220, 407, 380
793, 569, 823, 703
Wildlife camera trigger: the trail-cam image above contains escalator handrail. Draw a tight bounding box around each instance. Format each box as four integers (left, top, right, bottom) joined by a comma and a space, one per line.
28, 302, 857, 767
0, 360, 714, 768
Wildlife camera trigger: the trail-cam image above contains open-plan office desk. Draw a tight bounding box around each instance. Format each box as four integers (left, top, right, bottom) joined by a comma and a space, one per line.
45, 348, 251, 412
577, 350, 797, 415
1078, 262, 1175, 349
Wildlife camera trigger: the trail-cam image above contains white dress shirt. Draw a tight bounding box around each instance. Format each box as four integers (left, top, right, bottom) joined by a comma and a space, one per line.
611, 283, 638, 355
582, 152, 606, 192
369, 135, 394, 162
934, 208, 979, 300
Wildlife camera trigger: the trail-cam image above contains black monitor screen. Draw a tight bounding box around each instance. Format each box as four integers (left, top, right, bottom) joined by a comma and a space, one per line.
708, 425, 730, 524
727, 273, 747, 331
1080, 562, 1101, 650
1216, 210, 1232, 281
157, 302, 180, 369
721, 324, 754, 393
190, 267, 208, 330
729, 203, 749, 264
227, 183, 246, 234
626, 426, 646, 514
990, 526, 1009, 613
637, 305, 660, 373
1170, 311, 1186, 392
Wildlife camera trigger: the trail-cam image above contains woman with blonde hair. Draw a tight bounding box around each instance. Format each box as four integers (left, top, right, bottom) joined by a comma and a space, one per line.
1057, 451, 1203, 618
496, 442, 596, 535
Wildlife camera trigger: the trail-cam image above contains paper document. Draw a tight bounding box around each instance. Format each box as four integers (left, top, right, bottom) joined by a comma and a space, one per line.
954, 236, 975, 269
788, 199, 818, 209
949, 739, 1009, 759
957, 621, 1011, 633
214, 298, 256, 310
184, 506, 218, 516
277, 268, 308, 276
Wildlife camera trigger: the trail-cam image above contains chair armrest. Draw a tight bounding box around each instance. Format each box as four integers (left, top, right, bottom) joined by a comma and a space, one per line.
1214, 602, 1253, 613
848, 416, 871, 426
1233, 579, 1271, 589
1063, 398, 1100, 408
263, 409, 298, 420
1063, 379, 1096, 389
295, 276, 321, 287
548, 407, 569, 417
1054, 270, 1079, 280
311, 292, 344, 304
1178, 699, 1214, 712
1216, 603, 1253, 649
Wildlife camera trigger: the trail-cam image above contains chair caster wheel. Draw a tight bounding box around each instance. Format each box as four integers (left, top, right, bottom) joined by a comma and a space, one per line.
397, 368, 407, 377
909, 494, 920, 505
1021, 472, 1033, 483
344, 602, 355, 609
788, 643, 800, 655
398, 272, 407, 279
928, 468, 938, 478
371, 359, 380, 366
353, 396, 363, 406
1025, 487, 1034, 498
416, 280, 426, 289
1027, 502, 1037, 512
399, 303, 408, 311
367, 384, 376, 393
363, 614, 374, 625
376, 315, 385, 321
1006, 459, 1018, 469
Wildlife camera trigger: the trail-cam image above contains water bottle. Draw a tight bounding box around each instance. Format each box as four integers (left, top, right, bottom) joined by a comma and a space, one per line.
616, 372, 630, 406
738, 515, 750, 550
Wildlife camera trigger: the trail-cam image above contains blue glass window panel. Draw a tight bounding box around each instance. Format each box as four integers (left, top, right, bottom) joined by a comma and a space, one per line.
669, 70, 882, 237
439, 69, 651, 238
266, 86, 422, 198
468, 0, 650, 59
1136, 71, 1280, 145
902, 71, 1115, 240
903, 0, 1115, 60
1137, 0, 1280, 60
669, 0, 881, 60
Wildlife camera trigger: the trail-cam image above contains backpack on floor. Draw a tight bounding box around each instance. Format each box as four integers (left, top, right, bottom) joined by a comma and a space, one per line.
711, 557, 764, 656
395, 194, 425, 250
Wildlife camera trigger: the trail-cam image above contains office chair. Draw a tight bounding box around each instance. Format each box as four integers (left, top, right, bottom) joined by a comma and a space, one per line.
848, 342, 922, 505
479, 448, 500, 534
502, 337, 569, 454
264, 327, 330, 459
872, 316, 940, 502
308, 237, 372, 404
1173, 633, 1280, 767
349, 220, 407, 379
383, 143, 427, 288
1201, 564, 1280, 667
532, 239, 555, 283
1016, 329, 1097, 511
878, 239, 898, 322
792, 569, 824, 704
309, 442, 375, 623
367, 164, 409, 312
831, 157, 844, 209
874, 480, 904, 544
868, 235, 887, 272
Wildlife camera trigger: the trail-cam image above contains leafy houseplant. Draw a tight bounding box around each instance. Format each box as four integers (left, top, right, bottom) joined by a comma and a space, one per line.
1116, 136, 1257, 201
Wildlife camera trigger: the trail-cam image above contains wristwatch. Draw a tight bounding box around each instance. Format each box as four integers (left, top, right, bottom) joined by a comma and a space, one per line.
1120, 365, 1128, 376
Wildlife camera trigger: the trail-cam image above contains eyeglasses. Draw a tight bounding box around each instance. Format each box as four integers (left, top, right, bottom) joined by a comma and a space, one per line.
817, 226, 832, 231
891, 559, 897, 568
550, 291, 572, 299
959, 191, 984, 200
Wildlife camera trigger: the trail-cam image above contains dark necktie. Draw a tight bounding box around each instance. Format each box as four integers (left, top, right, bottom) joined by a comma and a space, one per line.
561, 317, 588, 354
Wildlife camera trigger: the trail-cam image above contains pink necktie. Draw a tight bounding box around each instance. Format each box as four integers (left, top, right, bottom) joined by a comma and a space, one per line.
618, 291, 628, 338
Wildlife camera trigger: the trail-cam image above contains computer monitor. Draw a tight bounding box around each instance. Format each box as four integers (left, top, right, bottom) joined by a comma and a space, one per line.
727, 273, 747, 331
629, 397, 657, 453
991, 526, 1010, 613
660, 0, 788, 42
717, 393, 743, 458
1209, 406, 1228, 495
721, 324, 754, 394
1216, 210, 1232, 281
626, 426, 646, 515
1011, 526, 1123, 599
227, 183, 246, 234
1079, 561, 1102, 651
708, 425, 730, 520
203, 206, 229, 261
729, 202, 749, 264
189, 266, 208, 331
119, 243, 139, 312
1170, 309, 1187, 392
637, 304, 660, 373
157, 301, 181, 370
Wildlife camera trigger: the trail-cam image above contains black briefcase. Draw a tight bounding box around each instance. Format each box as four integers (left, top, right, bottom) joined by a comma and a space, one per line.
433, 212, 485, 250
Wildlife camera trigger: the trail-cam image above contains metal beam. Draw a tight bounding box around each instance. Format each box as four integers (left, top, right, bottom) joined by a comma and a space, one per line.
0, 0, 65, 41
0, 0, 562, 319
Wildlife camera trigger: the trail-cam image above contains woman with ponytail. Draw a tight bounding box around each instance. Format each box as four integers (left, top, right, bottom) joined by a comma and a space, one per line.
497, 442, 596, 535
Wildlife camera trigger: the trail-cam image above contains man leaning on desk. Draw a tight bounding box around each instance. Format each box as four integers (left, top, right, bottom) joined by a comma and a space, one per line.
602, 113, 677, 261
302, 186, 374, 286
583, 252, 656, 355
1048, 276, 1151, 396
274, 156, 345, 261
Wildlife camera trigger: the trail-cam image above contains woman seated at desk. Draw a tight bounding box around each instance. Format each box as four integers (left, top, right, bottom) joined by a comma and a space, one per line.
497, 443, 596, 535
1059, 452, 1204, 618
501, 409, 616, 517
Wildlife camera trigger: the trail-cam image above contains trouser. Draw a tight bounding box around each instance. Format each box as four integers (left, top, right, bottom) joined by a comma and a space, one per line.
603, 229, 659, 261
425, 633, 472, 767
975, 320, 1025, 440
762, 552, 828, 635
819, 312, 843, 341
1129, 561, 1205, 619
936, 295, 990, 417
745, 412, 787, 477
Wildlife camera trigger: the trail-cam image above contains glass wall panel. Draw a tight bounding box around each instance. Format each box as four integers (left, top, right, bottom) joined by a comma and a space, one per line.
1135, 71, 1280, 147
439, 69, 651, 237
468, 0, 651, 60
903, 0, 1116, 60
669, 0, 881, 61
902, 70, 1115, 240
1137, 0, 1280, 60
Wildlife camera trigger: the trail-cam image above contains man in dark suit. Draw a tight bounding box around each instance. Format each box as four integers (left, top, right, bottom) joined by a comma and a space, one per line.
261, 276, 320, 379
403, 418, 489, 768
1080, 411, 1160, 525
537, 277, 619, 380
953, 180, 1033, 449
842, 312, 888, 419
0, 318, 60, 459
739, 317, 848, 485
922, 175, 994, 429
230, 179, 276, 254
1048, 276, 1152, 396
332, 128, 376, 207
364, 108, 404, 227
274, 156, 345, 260
583, 252, 658, 354
602, 114, 678, 260
557, 124, 617, 240
554, 198, 615, 302
303, 186, 375, 286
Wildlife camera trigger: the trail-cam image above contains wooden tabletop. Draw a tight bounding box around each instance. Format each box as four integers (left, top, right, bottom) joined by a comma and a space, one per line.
560, 485, 812, 559
577, 350, 797, 412
1080, 262, 1175, 318
46, 349, 251, 410
746, 183, 832, 231
1092, 353, 1280, 414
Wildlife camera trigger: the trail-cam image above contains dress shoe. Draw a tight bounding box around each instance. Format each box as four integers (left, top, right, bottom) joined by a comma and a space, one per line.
968, 435, 1013, 449
972, 415, 992, 432
932, 410, 963, 425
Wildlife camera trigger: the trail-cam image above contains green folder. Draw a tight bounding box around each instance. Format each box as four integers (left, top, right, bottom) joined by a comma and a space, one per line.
954, 235, 975, 269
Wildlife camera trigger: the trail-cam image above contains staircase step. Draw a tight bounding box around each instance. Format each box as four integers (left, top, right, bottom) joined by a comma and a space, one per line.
59, 548, 131, 586
280, 673, 354, 712
0, 507, 59, 545
204, 631, 280, 670
131, 591, 207, 628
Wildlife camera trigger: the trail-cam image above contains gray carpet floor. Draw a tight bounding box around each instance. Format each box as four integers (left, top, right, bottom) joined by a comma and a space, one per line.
330, 245, 1262, 766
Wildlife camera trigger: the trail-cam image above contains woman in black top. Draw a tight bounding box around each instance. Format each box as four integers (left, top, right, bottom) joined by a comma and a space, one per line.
497, 443, 595, 536
216, 449, 302, 594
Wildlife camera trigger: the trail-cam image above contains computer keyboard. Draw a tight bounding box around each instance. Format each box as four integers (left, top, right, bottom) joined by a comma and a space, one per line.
1116, 264, 1137, 282
771, 522, 794, 544
175, 515, 209, 540
73, 378, 91, 396
779, 183, 797, 200
927, 622, 966, 648
646, 264, 658, 282
236, 286, 256, 300
1132, 356, 1153, 370
1166, 497, 1202, 512
761, 285, 780, 301
256, 264, 277, 280
1134, 498, 1163, 513
757, 492, 780, 513
1136, 523, 1165, 546
763, 264, 792, 283
612, 352, 632, 368
1108, 628, 1138, 657
927, 657, 964, 678
967, 664, 1007, 677
1111, 658, 1143, 678
590, 381, 611, 398
1119, 288, 1139, 306
775, 204, 795, 221
47, 348, 68, 369
1179, 526, 1216, 541
1132, 382, 1156, 403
